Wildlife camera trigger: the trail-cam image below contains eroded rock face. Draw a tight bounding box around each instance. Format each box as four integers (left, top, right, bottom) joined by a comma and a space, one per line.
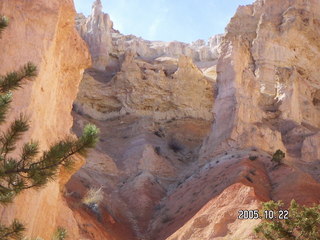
170, 0, 320, 238
69, 4, 220, 236
67, 0, 320, 239
200, 0, 320, 162
68, 112, 213, 239
75, 52, 215, 121
167, 183, 263, 240
0, 0, 90, 239
76, 0, 114, 70
76, 0, 222, 70
74, 0, 219, 121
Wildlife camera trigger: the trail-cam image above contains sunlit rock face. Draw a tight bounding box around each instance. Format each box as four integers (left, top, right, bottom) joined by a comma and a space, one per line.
67, 0, 320, 239
74, 0, 220, 121
165, 1, 320, 238
0, 0, 90, 239
69, 1, 219, 239
200, 0, 320, 162
75, 52, 215, 121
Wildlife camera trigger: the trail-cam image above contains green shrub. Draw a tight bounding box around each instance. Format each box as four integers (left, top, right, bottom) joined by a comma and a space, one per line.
271, 149, 285, 165
52, 227, 67, 240
255, 200, 320, 240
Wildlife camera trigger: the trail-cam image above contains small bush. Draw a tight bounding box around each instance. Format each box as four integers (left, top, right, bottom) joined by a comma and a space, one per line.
52, 227, 67, 240
271, 149, 285, 165
249, 155, 258, 161
82, 187, 103, 208
168, 139, 183, 153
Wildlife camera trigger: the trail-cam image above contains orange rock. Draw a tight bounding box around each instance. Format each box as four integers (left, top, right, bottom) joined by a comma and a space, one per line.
0, 0, 90, 239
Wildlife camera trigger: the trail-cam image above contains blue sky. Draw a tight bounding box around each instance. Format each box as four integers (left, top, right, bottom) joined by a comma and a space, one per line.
74, 0, 255, 43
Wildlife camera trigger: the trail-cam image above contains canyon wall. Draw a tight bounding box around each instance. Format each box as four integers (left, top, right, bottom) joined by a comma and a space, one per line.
171, 0, 320, 238
0, 0, 90, 239
74, 0, 221, 121
75, 52, 215, 121
68, 1, 222, 239
67, 0, 320, 239
200, 0, 320, 162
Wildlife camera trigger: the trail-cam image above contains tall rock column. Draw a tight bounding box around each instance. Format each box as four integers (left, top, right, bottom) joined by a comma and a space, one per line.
77, 0, 114, 70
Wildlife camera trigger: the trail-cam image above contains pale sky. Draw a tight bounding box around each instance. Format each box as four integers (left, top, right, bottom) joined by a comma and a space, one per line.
74, 0, 255, 43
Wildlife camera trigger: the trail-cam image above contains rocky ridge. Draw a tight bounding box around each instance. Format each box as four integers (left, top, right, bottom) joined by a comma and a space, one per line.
76, 0, 222, 71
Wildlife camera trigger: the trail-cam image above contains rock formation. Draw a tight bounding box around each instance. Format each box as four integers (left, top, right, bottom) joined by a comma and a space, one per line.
75, 52, 215, 121
172, 0, 320, 238
0, 0, 90, 239
200, 0, 320, 161
76, 0, 114, 71
68, 0, 320, 239
76, 1, 222, 70
74, 0, 221, 122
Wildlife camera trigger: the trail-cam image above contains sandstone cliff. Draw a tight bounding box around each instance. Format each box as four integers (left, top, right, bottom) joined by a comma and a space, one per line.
67, 0, 320, 239
200, 0, 320, 161
0, 0, 90, 239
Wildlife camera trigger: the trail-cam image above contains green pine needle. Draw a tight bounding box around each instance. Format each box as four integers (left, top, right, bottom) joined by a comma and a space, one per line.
0, 115, 29, 156
254, 200, 320, 239
0, 219, 25, 240
0, 92, 12, 124
52, 227, 67, 240
0, 62, 37, 92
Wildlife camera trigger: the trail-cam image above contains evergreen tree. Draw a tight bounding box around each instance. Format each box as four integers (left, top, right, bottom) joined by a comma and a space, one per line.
271, 149, 285, 165
255, 200, 320, 240
0, 16, 99, 239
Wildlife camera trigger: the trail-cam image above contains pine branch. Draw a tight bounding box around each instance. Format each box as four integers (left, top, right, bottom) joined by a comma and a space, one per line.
0, 92, 12, 125
0, 189, 15, 204
28, 124, 98, 173
0, 219, 25, 240
18, 141, 39, 169
26, 125, 99, 187
0, 124, 99, 201
0, 62, 37, 93
0, 115, 29, 158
